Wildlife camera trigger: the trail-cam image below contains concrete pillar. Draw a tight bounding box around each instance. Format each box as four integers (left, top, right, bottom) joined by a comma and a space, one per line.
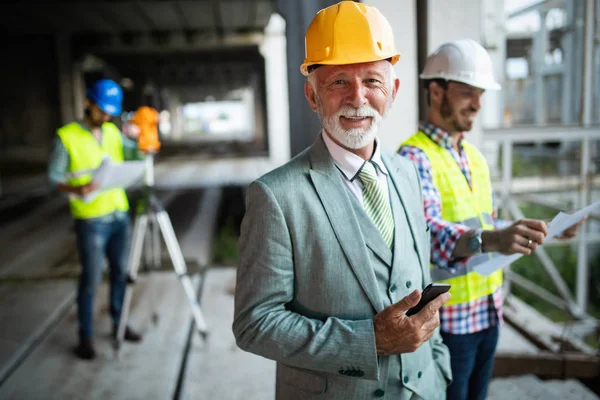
55, 34, 74, 125
276, 0, 338, 157
168, 92, 183, 140
72, 60, 85, 120
260, 13, 291, 165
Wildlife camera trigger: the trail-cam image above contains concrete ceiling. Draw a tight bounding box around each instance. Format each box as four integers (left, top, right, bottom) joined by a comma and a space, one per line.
1, 0, 276, 36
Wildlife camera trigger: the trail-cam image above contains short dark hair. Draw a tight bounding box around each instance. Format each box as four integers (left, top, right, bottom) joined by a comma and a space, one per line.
423, 79, 449, 105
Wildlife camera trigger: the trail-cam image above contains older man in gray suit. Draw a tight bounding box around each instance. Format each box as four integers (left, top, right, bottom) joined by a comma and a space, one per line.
233, 2, 452, 399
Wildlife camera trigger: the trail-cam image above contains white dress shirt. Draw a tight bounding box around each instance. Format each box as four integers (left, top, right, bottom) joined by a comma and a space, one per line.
322, 131, 390, 207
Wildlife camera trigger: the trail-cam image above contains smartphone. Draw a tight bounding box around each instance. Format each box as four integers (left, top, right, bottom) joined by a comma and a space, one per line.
405, 283, 451, 317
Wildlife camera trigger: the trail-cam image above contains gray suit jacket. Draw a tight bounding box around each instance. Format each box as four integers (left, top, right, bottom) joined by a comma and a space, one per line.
233, 135, 452, 399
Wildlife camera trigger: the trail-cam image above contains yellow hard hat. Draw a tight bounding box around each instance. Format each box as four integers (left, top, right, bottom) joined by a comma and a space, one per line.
300, 1, 400, 76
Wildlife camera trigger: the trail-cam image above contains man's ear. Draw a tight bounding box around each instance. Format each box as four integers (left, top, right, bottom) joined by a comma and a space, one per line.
429, 82, 444, 106
391, 78, 400, 102
304, 81, 319, 112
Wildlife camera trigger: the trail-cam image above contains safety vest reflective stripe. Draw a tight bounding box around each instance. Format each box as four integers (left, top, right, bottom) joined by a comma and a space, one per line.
401, 131, 503, 306
457, 213, 493, 229
430, 253, 497, 281
57, 122, 129, 219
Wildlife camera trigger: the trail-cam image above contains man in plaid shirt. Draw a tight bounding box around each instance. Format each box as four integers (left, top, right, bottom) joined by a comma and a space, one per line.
399, 40, 583, 400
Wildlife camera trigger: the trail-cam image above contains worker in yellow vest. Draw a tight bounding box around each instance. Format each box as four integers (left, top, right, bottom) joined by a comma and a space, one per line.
47, 79, 143, 360
398, 40, 584, 400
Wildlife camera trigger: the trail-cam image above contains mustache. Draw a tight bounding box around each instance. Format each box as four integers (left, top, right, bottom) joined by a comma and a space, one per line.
336, 105, 379, 118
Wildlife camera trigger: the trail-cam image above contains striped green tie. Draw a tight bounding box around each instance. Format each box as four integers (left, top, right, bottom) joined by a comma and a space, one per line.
359, 162, 395, 249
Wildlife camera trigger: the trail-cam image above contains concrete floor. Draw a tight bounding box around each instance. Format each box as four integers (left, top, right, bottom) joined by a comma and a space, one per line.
0, 182, 597, 399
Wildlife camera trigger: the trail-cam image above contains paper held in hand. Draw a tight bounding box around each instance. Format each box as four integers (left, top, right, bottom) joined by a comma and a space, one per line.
78, 157, 146, 203
472, 199, 600, 277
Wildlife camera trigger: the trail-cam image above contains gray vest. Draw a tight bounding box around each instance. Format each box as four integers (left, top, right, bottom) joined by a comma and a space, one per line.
348, 179, 426, 399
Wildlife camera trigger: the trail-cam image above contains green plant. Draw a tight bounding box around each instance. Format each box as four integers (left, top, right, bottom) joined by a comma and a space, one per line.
212, 217, 239, 265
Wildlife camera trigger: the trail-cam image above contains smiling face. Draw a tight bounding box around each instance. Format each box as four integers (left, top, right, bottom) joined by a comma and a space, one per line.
432, 81, 485, 133
304, 60, 399, 153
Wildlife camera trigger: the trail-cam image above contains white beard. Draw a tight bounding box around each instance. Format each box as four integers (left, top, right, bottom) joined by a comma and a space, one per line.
320, 104, 384, 149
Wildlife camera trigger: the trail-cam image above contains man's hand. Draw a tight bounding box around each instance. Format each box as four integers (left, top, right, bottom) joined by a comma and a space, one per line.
56, 181, 99, 197
555, 216, 587, 239
75, 181, 99, 197
374, 289, 451, 355
482, 218, 547, 255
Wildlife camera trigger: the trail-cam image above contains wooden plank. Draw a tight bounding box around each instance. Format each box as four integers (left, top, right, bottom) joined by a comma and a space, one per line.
181, 267, 276, 400
494, 351, 600, 379
0, 273, 193, 399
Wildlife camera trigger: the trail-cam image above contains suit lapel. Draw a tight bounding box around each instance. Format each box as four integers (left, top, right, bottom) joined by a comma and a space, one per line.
382, 153, 425, 283
308, 136, 384, 312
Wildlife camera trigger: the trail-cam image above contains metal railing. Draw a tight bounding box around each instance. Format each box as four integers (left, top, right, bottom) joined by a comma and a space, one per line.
483, 126, 600, 325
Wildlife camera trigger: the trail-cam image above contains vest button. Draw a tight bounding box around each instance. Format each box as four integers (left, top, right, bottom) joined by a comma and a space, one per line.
403, 376, 409, 384
390, 284, 397, 293
374, 389, 385, 397
406, 280, 412, 288
418, 371, 423, 379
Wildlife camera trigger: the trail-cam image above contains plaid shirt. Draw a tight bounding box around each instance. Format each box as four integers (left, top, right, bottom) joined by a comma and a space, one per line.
398, 121, 502, 334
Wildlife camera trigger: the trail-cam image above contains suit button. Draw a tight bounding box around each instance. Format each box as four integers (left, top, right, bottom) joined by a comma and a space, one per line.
403, 376, 409, 384
406, 280, 412, 288
374, 389, 385, 397
356, 370, 364, 377
390, 284, 397, 293
418, 371, 422, 379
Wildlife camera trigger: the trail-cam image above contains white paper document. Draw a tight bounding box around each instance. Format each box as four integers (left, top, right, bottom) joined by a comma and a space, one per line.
473, 199, 600, 276
78, 157, 146, 203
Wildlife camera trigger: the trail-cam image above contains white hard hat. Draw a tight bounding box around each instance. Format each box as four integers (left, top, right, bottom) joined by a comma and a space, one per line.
420, 39, 501, 90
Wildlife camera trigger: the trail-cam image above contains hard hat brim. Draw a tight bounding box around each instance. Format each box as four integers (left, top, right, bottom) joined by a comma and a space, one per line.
419, 73, 501, 91
95, 101, 122, 116
301, 53, 401, 76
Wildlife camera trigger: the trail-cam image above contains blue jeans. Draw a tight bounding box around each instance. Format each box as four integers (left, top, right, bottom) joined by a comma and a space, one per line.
75, 215, 130, 339
441, 325, 500, 400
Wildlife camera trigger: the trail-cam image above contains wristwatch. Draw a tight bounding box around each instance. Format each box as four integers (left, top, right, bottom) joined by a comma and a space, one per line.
468, 228, 484, 254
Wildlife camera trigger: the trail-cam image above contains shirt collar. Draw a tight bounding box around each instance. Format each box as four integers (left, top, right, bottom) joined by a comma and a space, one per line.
419, 120, 465, 150
322, 131, 388, 182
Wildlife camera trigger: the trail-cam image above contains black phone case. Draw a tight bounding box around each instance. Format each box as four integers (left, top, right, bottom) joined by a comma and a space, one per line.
405, 283, 451, 316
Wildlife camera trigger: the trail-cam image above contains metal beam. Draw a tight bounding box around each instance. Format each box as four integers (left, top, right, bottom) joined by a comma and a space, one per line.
507, 0, 564, 19
506, 198, 582, 317
491, 175, 600, 194
534, 10, 548, 125
503, 295, 598, 355
485, 126, 600, 143
582, 0, 595, 127
506, 270, 571, 312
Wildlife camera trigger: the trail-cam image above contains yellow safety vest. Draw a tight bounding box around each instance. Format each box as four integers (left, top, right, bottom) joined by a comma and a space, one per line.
401, 131, 502, 306
57, 122, 129, 219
